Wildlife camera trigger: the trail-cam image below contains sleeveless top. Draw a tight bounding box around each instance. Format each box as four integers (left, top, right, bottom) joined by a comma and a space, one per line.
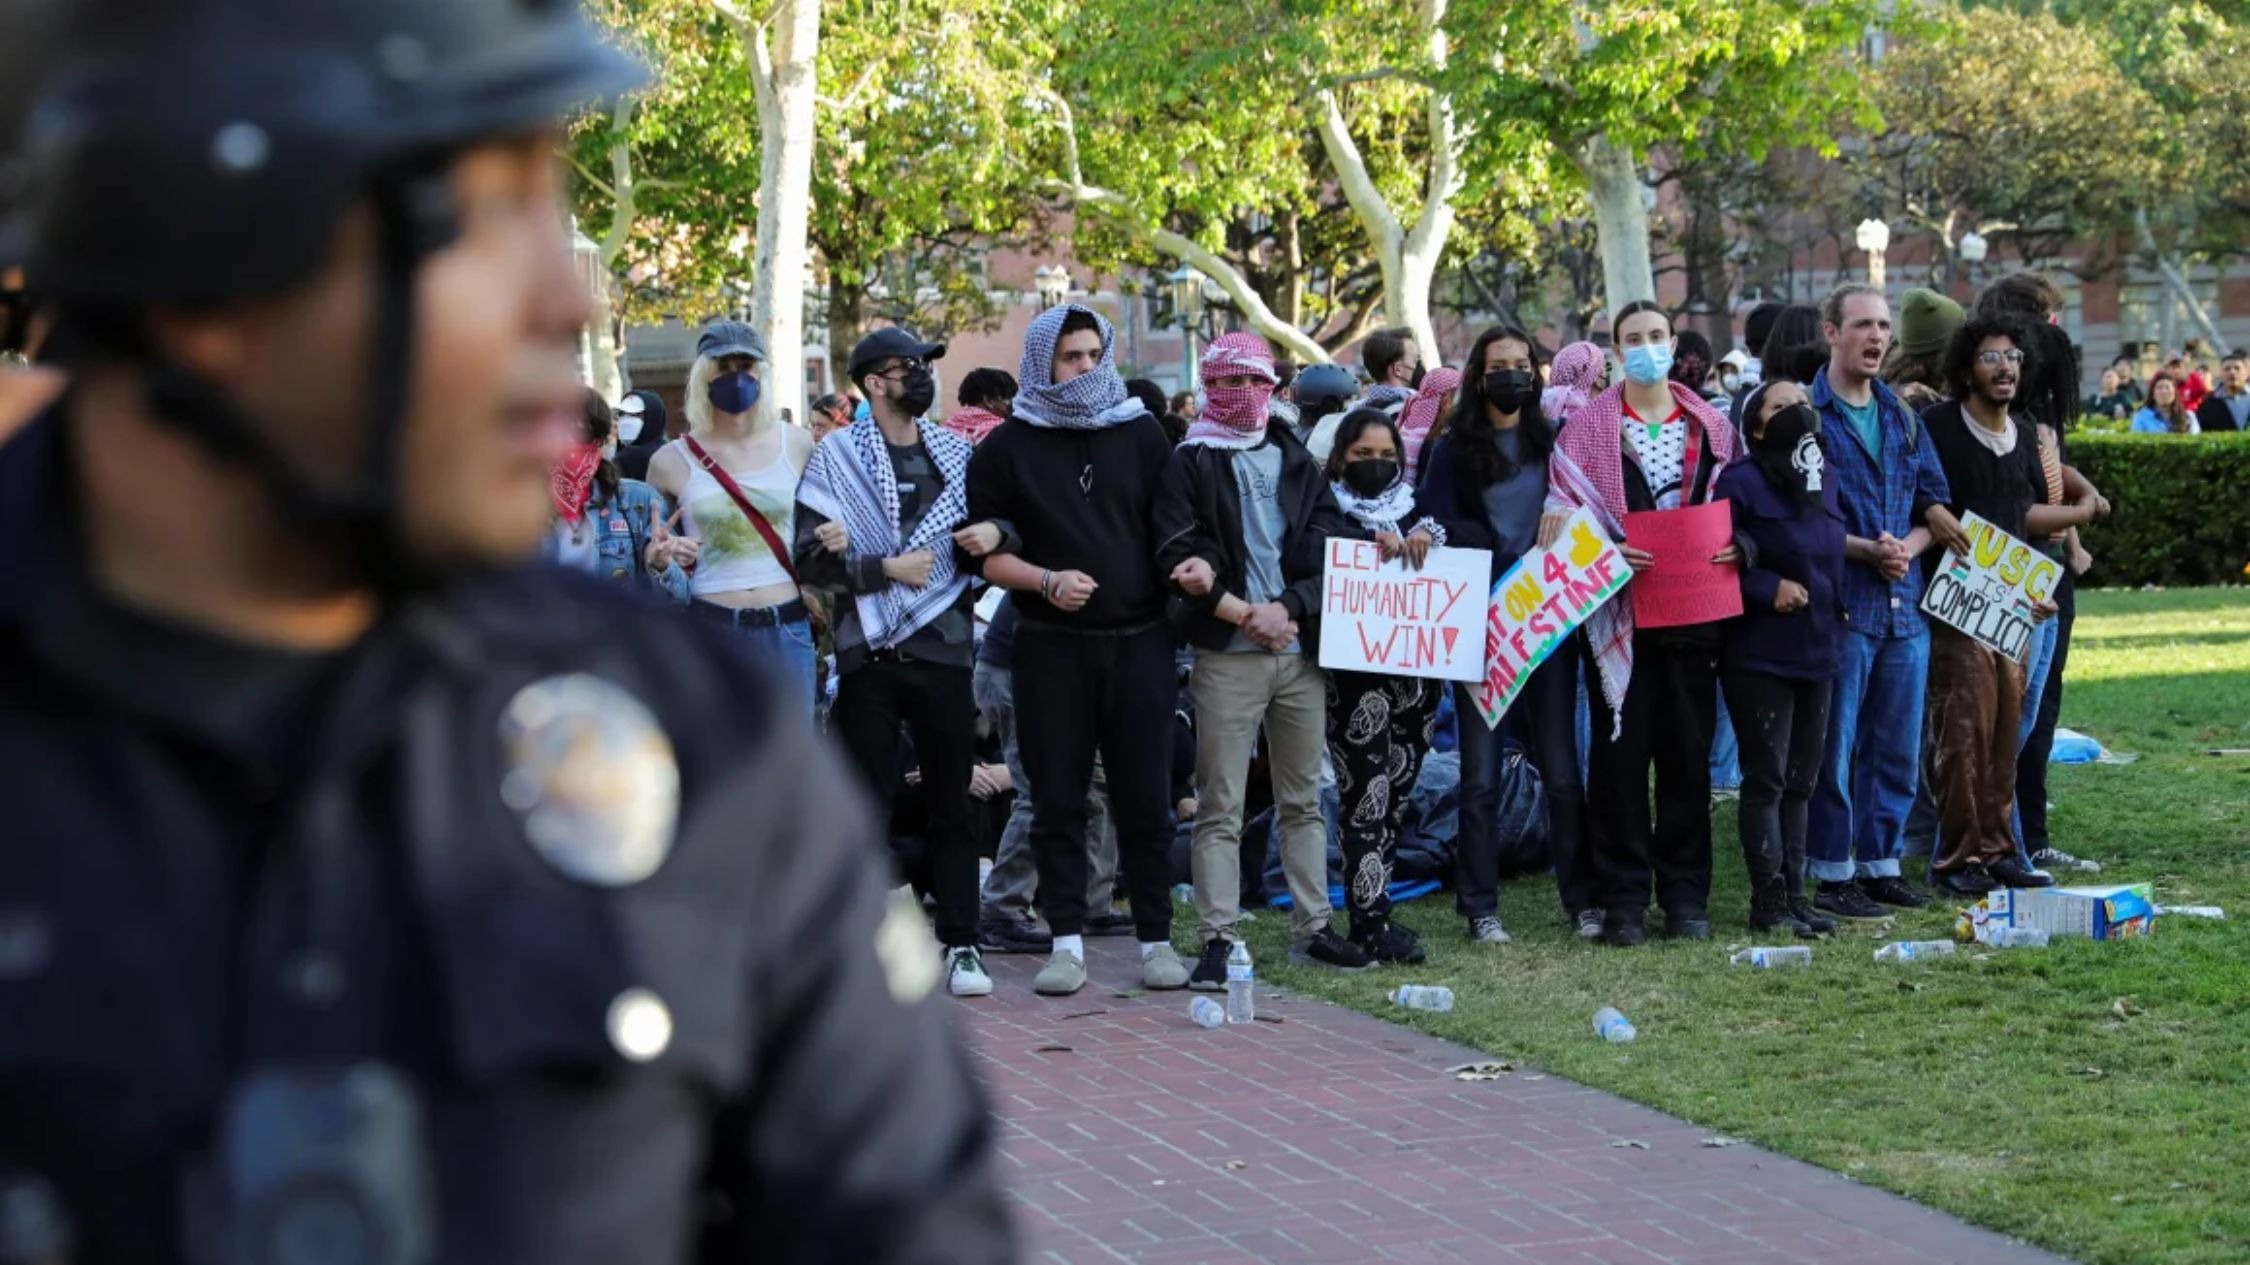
670, 436, 798, 595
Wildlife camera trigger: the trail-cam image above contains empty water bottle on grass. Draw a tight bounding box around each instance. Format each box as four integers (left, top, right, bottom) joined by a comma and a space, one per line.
1874, 940, 1957, 963
1389, 985, 1455, 1013
1189, 996, 1225, 1029
1592, 1006, 1636, 1043
1224, 941, 1255, 1024
1729, 946, 1813, 969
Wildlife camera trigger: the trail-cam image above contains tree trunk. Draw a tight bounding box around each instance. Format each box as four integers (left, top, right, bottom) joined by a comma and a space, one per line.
1578, 134, 1655, 315
745, 0, 821, 422
826, 271, 862, 397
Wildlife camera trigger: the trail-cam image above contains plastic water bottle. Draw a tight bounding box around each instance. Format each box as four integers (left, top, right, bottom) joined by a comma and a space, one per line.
1592, 1006, 1636, 1043
1874, 940, 1957, 963
1991, 926, 2051, 948
1224, 941, 1255, 1024
1388, 985, 1455, 1013
1729, 946, 1813, 969
1189, 996, 1225, 1029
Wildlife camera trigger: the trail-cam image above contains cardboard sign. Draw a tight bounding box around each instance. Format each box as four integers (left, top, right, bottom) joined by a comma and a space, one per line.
1623, 501, 1743, 629
1919, 510, 2061, 662
1319, 540, 1492, 682
1473, 508, 1630, 728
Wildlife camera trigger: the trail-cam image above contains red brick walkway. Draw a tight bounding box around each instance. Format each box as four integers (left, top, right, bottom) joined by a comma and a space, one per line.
958, 940, 2071, 1265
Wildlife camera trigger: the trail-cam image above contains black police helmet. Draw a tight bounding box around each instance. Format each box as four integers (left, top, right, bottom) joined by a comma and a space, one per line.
1293, 362, 1359, 417
23, 0, 643, 307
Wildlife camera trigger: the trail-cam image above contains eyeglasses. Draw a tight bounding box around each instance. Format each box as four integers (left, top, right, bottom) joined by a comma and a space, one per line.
1976, 349, 2026, 367
873, 358, 929, 380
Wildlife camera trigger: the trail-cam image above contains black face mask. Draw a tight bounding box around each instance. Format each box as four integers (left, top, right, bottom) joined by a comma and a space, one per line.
895, 367, 937, 418
1754, 403, 1825, 509
1343, 459, 1400, 497
1484, 369, 1536, 416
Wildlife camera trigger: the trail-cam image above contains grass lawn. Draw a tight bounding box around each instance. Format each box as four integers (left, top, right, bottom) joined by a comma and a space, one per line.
1241, 587, 2250, 1265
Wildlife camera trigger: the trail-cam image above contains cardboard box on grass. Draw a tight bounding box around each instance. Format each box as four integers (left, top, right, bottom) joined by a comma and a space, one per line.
1984, 882, 2156, 941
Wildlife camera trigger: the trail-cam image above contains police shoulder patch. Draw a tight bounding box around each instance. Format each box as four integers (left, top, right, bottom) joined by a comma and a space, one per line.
499, 674, 680, 887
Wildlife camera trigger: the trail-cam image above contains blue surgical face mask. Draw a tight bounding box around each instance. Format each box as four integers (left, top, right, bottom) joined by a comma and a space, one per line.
707, 369, 761, 415
1622, 343, 1674, 386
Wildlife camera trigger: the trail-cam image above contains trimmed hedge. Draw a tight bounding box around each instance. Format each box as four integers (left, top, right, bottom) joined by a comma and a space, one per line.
2069, 432, 2250, 587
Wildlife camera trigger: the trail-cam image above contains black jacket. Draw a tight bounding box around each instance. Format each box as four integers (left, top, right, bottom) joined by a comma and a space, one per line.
0, 412, 1011, 1265
2196, 391, 2245, 433
964, 412, 1171, 632
1151, 425, 1349, 653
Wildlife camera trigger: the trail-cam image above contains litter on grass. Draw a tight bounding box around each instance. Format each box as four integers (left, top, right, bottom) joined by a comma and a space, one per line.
1447, 1061, 1515, 1081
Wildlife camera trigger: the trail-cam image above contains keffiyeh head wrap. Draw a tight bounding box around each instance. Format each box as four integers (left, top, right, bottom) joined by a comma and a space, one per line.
1013, 304, 1148, 431
1542, 340, 1605, 427
1397, 366, 1462, 477
943, 404, 1007, 445
1182, 332, 1280, 449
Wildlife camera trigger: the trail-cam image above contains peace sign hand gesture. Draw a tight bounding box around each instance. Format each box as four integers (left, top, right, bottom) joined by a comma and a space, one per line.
646, 507, 701, 572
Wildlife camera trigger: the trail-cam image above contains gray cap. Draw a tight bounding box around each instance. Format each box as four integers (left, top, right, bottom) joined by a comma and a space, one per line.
697, 319, 768, 363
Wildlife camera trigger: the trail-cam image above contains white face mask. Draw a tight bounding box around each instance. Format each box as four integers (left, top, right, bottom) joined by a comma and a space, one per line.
601, 439, 618, 461
615, 410, 645, 444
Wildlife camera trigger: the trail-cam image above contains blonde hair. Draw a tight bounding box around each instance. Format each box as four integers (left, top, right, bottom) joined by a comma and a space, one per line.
684, 351, 783, 434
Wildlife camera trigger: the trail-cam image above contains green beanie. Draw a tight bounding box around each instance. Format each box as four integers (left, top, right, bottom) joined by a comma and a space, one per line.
1899, 288, 1964, 357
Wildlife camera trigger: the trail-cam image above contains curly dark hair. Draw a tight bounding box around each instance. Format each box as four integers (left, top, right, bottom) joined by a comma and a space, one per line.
1322, 409, 1407, 483
1444, 324, 1551, 490
1943, 313, 2038, 402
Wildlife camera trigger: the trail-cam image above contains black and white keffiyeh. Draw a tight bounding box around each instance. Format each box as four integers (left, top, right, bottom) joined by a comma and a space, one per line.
1329, 476, 1444, 544
796, 417, 973, 648
1012, 303, 1148, 431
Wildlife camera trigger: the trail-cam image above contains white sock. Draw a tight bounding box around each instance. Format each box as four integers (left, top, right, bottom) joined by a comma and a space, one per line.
1139, 940, 1169, 961
1052, 935, 1084, 959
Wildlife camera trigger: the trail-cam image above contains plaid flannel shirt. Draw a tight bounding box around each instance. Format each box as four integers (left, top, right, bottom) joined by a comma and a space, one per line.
1811, 366, 1952, 639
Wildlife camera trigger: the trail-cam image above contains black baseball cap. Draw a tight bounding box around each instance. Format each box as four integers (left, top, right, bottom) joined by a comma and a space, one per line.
849, 326, 948, 381
697, 319, 768, 363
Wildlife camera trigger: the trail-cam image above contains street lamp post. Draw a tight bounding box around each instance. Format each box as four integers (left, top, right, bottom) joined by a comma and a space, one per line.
1855, 218, 1891, 292
1167, 265, 1205, 391
1032, 264, 1070, 310
1957, 231, 1988, 287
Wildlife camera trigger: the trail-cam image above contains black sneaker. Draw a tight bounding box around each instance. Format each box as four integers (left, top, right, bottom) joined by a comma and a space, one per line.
1788, 898, 1838, 937
1988, 857, 2057, 889
1934, 865, 1998, 897
1749, 885, 1805, 935
1085, 910, 1136, 937
1814, 880, 1890, 921
1350, 918, 1426, 965
1188, 938, 1231, 992
1602, 912, 1647, 947
1662, 910, 1712, 940
1290, 926, 1377, 972
1859, 875, 1932, 909
977, 914, 1051, 954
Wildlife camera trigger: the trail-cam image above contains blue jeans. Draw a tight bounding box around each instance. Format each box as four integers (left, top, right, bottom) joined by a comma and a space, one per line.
1809, 628, 1929, 882
723, 610, 817, 718
1710, 687, 1743, 791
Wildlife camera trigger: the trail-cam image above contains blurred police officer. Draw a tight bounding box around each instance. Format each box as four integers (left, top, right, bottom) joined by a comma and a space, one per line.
0, 2, 1013, 1262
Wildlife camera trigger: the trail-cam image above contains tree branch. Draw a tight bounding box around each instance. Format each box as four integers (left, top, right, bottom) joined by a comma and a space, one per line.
817, 61, 882, 113
562, 149, 616, 201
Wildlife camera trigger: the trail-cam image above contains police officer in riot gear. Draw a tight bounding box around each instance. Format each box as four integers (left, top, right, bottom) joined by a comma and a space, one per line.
0, 2, 1013, 1262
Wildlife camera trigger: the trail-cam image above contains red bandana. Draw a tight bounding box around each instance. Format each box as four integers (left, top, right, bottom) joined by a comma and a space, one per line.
550, 442, 603, 525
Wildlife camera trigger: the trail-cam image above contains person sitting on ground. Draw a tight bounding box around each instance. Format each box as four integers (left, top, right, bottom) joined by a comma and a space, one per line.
2132, 375, 2195, 433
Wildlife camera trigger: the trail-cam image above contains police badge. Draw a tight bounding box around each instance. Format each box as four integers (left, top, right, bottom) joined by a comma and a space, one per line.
498, 674, 680, 887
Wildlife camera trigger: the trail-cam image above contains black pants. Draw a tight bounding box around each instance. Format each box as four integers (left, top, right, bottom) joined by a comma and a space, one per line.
1720, 668, 1832, 898
1587, 633, 1717, 921
833, 657, 980, 948
2016, 569, 2076, 851
1325, 670, 1437, 926
1013, 623, 1176, 940
1455, 637, 1590, 918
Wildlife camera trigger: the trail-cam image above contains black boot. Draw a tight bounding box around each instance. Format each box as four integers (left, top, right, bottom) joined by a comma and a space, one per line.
1749, 880, 1807, 935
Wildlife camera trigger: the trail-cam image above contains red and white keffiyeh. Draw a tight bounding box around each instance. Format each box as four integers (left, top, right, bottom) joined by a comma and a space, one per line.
1398, 366, 1462, 478
1181, 333, 1280, 449
942, 404, 1006, 445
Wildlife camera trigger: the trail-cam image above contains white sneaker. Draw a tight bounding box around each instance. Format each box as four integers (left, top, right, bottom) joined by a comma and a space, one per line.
946, 945, 994, 998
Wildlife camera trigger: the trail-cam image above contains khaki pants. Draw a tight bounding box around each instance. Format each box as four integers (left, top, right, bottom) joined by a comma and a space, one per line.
1928, 625, 2026, 873
1190, 650, 1330, 942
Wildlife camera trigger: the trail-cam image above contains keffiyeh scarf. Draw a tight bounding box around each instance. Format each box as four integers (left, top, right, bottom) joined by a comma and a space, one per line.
1363, 383, 1415, 414
1542, 340, 1605, 428
1397, 366, 1462, 478
943, 404, 1007, 445
1182, 332, 1280, 450
550, 442, 602, 525
1012, 304, 1148, 431
1545, 381, 1736, 735
796, 417, 974, 649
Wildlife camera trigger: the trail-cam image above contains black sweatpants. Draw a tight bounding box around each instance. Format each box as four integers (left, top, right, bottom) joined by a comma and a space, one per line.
1457, 636, 1591, 919
1012, 622, 1177, 940
2016, 569, 2075, 851
1587, 633, 1717, 922
833, 657, 980, 948
1720, 668, 1832, 898
1325, 670, 1437, 927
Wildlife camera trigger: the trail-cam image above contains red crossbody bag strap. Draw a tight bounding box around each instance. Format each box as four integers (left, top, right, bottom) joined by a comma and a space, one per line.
681, 435, 800, 584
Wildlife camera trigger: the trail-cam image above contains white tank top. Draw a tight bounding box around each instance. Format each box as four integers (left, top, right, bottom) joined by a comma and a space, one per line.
673, 436, 799, 595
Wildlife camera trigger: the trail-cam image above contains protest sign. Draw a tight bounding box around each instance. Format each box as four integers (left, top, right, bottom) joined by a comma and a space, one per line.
1319, 540, 1491, 682
1623, 501, 1743, 629
1473, 508, 1629, 728
1919, 509, 2061, 662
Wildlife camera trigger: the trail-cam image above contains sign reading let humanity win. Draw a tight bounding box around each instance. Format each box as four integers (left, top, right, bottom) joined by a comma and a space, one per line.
1919, 509, 2061, 663
1473, 507, 1629, 729
1318, 541, 1493, 682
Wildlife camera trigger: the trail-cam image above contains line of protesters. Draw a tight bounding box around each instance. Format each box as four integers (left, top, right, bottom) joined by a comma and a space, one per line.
544, 275, 2112, 999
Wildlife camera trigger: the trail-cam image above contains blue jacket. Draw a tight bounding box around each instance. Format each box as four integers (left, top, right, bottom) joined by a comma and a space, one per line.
1717, 460, 1848, 681
1810, 367, 1950, 639
541, 476, 691, 602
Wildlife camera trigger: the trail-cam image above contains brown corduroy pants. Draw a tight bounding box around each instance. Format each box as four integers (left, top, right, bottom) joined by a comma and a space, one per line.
1927, 624, 2027, 873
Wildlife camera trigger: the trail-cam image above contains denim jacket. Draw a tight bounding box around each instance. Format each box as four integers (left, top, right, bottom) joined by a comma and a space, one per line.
1810, 367, 1950, 639
542, 476, 691, 603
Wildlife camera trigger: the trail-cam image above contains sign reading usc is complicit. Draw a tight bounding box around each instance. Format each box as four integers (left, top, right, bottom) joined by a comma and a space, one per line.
1920, 510, 2061, 663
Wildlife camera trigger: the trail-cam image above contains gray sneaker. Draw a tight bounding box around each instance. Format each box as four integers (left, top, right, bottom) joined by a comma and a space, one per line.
1141, 944, 1191, 990
1032, 949, 1087, 996
1574, 908, 1605, 940
1467, 915, 1513, 945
